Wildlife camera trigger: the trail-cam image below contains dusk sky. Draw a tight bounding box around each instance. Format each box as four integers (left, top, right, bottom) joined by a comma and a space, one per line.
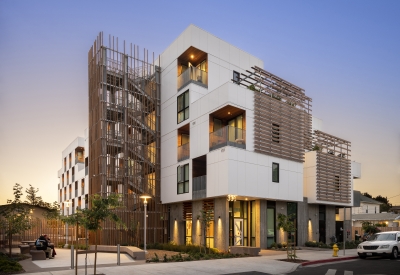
1, 0, 399, 205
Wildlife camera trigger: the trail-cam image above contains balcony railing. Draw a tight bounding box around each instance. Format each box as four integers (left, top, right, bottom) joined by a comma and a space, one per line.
193, 175, 206, 200
177, 142, 190, 162
75, 158, 84, 165
209, 126, 246, 151
72, 175, 75, 182
85, 166, 88, 175
177, 66, 208, 91
75, 189, 78, 197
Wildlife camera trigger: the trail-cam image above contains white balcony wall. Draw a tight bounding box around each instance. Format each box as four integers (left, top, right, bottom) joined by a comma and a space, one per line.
207, 147, 303, 201
351, 161, 361, 179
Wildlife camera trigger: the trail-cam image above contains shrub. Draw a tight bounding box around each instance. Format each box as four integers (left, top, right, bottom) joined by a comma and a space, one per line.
0, 257, 23, 273
305, 241, 317, 247
270, 242, 277, 248
281, 242, 287, 248
277, 243, 282, 249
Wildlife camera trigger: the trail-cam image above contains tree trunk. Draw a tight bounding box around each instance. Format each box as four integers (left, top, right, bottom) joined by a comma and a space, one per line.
94, 232, 98, 275
8, 223, 12, 257
75, 222, 78, 275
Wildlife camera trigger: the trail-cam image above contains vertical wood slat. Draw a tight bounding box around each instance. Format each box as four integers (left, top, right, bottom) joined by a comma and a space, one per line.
87, 33, 166, 246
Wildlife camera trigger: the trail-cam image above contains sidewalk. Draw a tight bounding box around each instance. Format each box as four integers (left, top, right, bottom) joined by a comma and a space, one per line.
18, 247, 359, 275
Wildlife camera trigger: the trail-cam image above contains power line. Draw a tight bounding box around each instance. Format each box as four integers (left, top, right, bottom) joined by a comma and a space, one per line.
388, 194, 400, 199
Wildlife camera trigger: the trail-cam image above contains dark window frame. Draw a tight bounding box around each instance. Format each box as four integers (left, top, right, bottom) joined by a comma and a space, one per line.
177, 164, 189, 194
233, 71, 240, 84
272, 162, 279, 183
177, 90, 189, 124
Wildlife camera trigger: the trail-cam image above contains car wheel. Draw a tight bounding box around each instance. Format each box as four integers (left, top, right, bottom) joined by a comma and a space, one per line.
391, 247, 398, 259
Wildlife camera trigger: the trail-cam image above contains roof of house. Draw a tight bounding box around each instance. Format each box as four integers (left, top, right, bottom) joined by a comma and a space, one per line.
352, 213, 399, 221
353, 191, 383, 207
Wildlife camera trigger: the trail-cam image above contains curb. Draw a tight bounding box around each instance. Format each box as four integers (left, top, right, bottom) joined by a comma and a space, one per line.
301, 256, 359, 266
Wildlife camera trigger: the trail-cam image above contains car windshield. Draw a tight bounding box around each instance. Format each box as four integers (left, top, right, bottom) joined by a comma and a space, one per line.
370, 233, 396, 241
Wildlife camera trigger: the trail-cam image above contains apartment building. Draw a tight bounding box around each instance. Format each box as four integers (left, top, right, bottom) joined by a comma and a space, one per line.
160, 25, 360, 251
59, 25, 360, 249
58, 131, 89, 216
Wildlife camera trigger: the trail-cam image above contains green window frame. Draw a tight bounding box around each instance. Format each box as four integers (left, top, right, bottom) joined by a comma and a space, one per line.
177, 90, 189, 124
177, 164, 189, 194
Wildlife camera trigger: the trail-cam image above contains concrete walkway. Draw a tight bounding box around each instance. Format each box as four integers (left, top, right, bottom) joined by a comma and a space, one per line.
17, 247, 359, 275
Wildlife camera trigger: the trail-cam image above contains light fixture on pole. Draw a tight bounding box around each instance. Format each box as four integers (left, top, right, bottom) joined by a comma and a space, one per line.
140, 194, 151, 253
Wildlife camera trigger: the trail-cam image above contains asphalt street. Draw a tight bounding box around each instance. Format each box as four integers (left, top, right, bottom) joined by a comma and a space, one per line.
290, 257, 400, 275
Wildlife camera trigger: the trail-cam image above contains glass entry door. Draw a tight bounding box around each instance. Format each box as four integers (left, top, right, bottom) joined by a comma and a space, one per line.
234, 218, 244, 246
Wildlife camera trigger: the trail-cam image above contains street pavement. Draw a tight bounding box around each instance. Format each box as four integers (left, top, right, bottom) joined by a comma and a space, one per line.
16, 247, 359, 275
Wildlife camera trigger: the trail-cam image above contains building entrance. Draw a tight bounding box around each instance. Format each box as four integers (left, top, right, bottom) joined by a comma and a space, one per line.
234, 218, 244, 246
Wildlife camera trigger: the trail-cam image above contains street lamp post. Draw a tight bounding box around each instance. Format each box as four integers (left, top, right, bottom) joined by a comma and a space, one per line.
140, 194, 151, 253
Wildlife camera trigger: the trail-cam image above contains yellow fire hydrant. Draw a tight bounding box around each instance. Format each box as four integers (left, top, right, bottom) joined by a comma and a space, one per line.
332, 244, 339, 257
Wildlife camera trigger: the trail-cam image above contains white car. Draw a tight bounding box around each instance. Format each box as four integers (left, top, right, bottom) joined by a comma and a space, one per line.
357, 231, 400, 259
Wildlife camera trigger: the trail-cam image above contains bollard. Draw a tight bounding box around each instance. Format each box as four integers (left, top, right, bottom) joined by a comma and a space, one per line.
332, 244, 339, 257
71, 245, 74, 269
117, 244, 120, 266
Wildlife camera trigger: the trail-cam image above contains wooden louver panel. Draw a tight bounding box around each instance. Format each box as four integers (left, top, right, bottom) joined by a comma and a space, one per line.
314, 130, 351, 203
237, 66, 312, 163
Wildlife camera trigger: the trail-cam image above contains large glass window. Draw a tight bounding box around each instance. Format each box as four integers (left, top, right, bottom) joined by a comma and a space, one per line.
177, 90, 189, 123
267, 201, 276, 247
228, 115, 243, 142
272, 163, 279, 183
177, 164, 189, 194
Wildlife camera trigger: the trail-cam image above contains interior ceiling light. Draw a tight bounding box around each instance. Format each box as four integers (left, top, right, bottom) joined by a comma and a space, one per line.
228, 112, 231, 115
190, 55, 194, 59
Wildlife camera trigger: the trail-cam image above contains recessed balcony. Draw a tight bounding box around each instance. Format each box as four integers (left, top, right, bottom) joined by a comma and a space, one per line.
178, 142, 190, 162
177, 124, 190, 162
177, 46, 208, 91
178, 66, 208, 90
209, 126, 246, 151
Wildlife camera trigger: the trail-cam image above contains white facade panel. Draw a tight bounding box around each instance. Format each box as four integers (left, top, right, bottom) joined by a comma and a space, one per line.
351, 161, 361, 179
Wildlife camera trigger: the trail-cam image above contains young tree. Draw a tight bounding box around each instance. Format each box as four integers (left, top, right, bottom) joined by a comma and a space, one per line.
80, 194, 125, 275
197, 209, 213, 254
362, 221, 380, 235
277, 213, 297, 260
0, 203, 32, 257
62, 208, 87, 275
6, 183, 24, 204
25, 184, 43, 206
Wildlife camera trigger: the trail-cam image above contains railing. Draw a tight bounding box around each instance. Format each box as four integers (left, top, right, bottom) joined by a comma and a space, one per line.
107, 131, 123, 141
85, 166, 88, 175
81, 188, 84, 195
177, 142, 190, 162
72, 175, 75, 182
75, 158, 84, 165
193, 175, 206, 200
209, 126, 246, 151
75, 189, 78, 197
177, 66, 208, 90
